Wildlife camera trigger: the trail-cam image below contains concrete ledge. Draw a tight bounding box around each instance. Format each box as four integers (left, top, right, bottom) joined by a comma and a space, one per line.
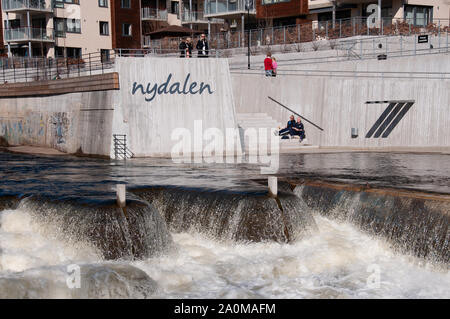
0, 73, 120, 97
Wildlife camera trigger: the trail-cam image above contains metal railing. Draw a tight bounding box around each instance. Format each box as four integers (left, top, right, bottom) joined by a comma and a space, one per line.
4, 27, 54, 42
204, 0, 256, 16
181, 9, 224, 24
145, 16, 449, 51
1, 0, 53, 11
113, 134, 134, 160
141, 7, 168, 21
0, 50, 115, 83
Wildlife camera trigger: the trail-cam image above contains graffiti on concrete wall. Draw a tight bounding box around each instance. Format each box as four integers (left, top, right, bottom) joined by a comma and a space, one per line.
50, 112, 70, 145
0, 113, 46, 146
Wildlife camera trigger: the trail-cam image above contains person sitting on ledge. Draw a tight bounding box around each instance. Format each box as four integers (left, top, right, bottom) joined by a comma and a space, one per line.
276, 115, 296, 138
291, 117, 306, 142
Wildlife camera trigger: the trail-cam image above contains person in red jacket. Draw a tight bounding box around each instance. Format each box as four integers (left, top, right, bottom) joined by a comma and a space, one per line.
264, 52, 273, 77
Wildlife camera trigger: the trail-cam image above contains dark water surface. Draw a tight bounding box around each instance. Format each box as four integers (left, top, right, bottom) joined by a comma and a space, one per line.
0, 151, 449, 201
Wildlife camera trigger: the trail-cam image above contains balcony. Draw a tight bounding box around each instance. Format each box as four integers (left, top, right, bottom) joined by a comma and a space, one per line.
4, 27, 55, 42
204, 0, 256, 19
181, 10, 224, 24
141, 7, 168, 21
2, 0, 53, 12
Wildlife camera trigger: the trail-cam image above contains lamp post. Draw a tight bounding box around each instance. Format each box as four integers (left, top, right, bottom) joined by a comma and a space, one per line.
245, 0, 252, 70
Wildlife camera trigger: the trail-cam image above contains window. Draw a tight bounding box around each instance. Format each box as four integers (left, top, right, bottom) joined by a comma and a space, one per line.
171, 1, 179, 17
66, 47, 82, 59
404, 5, 433, 27
55, 46, 65, 57
99, 21, 109, 35
121, 0, 130, 8
54, 18, 66, 37
99, 0, 108, 7
66, 18, 81, 33
261, 0, 289, 5
122, 23, 132, 36
5, 19, 20, 29
54, 18, 81, 36
54, 0, 80, 8
101, 49, 110, 62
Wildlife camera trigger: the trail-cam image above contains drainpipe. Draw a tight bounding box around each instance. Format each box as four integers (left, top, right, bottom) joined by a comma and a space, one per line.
190, 0, 193, 29
332, 2, 336, 29
27, 11, 32, 57
6, 13, 11, 57
378, 0, 382, 28
241, 13, 244, 47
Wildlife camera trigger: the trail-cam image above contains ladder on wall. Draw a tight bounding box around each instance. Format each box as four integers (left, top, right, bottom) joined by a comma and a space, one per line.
113, 134, 134, 160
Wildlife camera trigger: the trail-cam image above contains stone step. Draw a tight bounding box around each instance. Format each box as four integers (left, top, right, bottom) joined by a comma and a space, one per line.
236, 113, 269, 119
238, 123, 280, 128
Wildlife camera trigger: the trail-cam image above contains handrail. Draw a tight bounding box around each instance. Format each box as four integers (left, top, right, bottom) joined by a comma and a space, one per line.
268, 97, 324, 131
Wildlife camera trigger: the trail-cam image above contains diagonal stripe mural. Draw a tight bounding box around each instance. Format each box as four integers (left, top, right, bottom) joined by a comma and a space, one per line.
365, 100, 415, 138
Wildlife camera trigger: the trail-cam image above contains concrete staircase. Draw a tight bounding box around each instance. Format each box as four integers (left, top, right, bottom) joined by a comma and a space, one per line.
236, 113, 318, 153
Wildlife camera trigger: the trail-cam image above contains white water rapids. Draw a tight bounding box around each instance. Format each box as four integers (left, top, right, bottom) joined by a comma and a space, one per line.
0, 207, 448, 299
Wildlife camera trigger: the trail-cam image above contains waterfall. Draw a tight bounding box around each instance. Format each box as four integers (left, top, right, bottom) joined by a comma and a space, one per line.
14, 196, 173, 260
294, 182, 450, 264
132, 186, 317, 243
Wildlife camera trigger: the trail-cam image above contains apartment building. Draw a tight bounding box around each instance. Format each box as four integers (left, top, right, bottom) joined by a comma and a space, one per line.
256, 0, 309, 27
2, 0, 447, 58
179, 0, 223, 33
1, 0, 113, 58
307, 0, 449, 27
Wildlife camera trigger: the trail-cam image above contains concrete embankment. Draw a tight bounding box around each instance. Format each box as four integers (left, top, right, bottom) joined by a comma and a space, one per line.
231, 53, 450, 150
0, 58, 241, 158
111, 57, 240, 157
290, 179, 450, 264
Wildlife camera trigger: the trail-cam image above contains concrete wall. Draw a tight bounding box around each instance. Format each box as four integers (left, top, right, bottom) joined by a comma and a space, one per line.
0, 90, 114, 156
111, 57, 240, 157
232, 54, 450, 149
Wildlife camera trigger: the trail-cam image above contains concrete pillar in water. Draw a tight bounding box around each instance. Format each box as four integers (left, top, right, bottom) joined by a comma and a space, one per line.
268, 176, 278, 197
117, 184, 126, 208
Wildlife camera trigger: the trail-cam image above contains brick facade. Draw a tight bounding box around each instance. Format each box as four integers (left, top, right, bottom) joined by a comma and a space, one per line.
111, 0, 142, 49
256, 0, 309, 20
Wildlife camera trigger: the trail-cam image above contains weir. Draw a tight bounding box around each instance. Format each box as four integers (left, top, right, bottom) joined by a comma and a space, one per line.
9, 196, 174, 260
131, 187, 317, 243
1, 175, 448, 265
291, 180, 450, 264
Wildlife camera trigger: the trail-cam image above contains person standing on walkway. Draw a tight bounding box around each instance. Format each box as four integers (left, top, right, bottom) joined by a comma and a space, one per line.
179, 38, 187, 58
264, 52, 273, 77
196, 34, 209, 58
271, 57, 278, 77
185, 37, 193, 58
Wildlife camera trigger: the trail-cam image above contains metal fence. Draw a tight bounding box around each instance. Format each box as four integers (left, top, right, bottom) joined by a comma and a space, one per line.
0, 50, 115, 83
144, 16, 450, 51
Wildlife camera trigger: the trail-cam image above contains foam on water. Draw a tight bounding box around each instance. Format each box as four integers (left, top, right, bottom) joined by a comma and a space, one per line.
134, 215, 450, 299
0, 208, 158, 298
0, 208, 100, 273
0, 207, 448, 298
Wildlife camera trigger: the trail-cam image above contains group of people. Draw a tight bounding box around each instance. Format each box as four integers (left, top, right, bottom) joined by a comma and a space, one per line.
179, 34, 209, 58
264, 52, 278, 77
276, 115, 306, 142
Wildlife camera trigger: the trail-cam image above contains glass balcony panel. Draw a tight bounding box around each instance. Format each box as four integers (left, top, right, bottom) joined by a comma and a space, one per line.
5, 27, 54, 41
2, 0, 53, 11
